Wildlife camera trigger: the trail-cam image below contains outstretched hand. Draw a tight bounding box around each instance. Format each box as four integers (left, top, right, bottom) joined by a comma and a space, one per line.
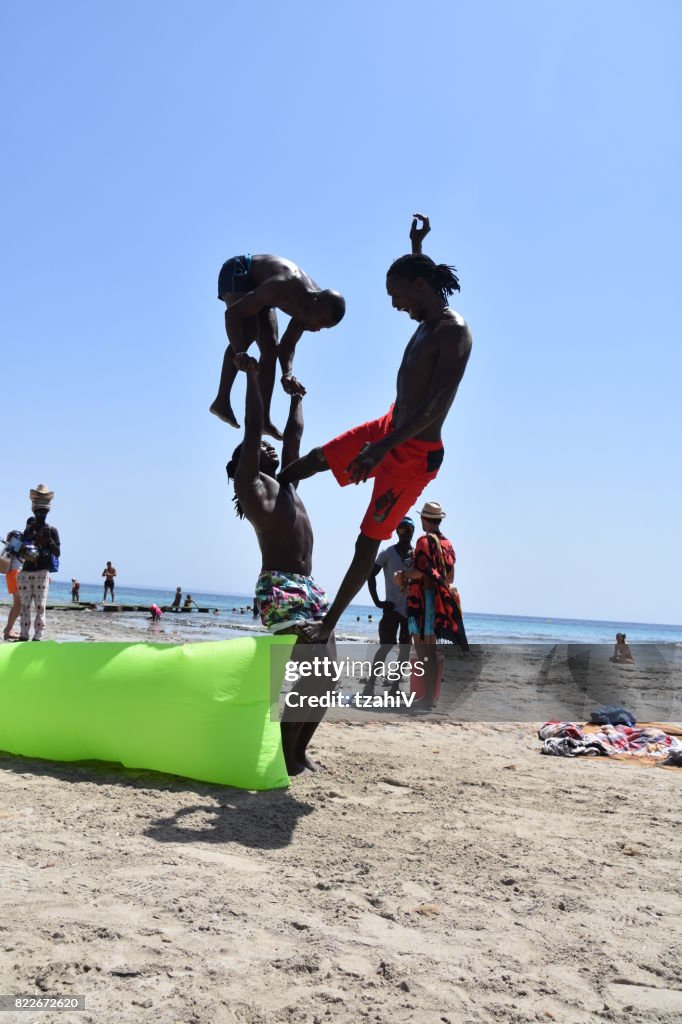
346, 442, 387, 484
281, 373, 307, 397
233, 353, 259, 373
410, 212, 431, 252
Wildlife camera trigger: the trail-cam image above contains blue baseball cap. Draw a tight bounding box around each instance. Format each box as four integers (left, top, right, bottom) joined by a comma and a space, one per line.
397, 517, 415, 530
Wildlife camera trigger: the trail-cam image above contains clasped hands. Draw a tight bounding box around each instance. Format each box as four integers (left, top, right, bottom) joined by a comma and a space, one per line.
281, 373, 306, 397
232, 354, 306, 396
233, 353, 259, 373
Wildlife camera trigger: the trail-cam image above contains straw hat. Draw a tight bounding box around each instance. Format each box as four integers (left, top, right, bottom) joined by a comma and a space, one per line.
419, 500, 446, 520
30, 483, 54, 510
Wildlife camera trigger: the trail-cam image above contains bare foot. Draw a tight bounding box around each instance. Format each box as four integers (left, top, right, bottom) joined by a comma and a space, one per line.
298, 751, 328, 773
209, 400, 240, 428
263, 420, 284, 441
285, 753, 313, 777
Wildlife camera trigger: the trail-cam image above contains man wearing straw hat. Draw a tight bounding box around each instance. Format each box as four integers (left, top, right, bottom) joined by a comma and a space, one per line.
17, 484, 61, 642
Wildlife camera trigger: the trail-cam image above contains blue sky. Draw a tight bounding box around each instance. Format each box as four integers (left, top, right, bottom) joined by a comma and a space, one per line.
1, 1, 680, 623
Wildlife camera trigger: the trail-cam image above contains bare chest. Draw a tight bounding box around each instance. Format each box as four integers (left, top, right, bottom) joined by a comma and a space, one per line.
397, 330, 438, 386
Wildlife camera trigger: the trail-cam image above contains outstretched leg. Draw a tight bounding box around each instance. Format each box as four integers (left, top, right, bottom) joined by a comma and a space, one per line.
302, 533, 380, 643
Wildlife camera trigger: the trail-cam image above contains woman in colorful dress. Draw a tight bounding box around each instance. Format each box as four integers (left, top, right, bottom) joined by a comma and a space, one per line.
394, 501, 469, 707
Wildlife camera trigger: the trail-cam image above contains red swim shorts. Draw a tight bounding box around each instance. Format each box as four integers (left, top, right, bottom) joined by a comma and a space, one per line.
5, 569, 19, 596
322, 409, 444, 541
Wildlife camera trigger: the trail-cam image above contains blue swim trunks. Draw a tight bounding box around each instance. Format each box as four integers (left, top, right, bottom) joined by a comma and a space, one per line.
217, 254, 253, 299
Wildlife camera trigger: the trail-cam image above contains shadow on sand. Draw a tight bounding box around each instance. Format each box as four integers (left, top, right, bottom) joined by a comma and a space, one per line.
0, 751, 312, 851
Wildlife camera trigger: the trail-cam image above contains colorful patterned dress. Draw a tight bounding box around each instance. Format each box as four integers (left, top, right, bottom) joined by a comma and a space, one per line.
406, 532, 469, 649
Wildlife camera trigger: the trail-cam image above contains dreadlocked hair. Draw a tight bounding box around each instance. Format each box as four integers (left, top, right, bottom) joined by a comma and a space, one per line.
226, 446, 245, 519
387, 254, 460, 303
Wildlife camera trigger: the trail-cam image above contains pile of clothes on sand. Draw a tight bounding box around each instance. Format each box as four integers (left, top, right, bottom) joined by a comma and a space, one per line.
539, 706, 682, 766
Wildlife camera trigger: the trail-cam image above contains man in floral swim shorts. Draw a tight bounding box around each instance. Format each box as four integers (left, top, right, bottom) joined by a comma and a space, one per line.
226, 354, 335, 777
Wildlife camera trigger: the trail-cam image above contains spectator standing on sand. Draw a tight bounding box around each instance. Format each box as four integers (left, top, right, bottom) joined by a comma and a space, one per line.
395, 501, 469, 708
3, 519, 33, 641
18, 486, 60, 642
362, 516, 415, 697
102, 562, 117, 602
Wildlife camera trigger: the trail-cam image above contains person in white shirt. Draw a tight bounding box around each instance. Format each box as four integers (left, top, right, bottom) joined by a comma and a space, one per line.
363, 517, 415, 696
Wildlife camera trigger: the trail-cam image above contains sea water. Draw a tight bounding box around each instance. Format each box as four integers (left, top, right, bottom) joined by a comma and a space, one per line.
45, 580, 682, 645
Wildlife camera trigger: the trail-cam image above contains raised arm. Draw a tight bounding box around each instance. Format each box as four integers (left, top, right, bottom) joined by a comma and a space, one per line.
278, 320, 306, 395
281, 393, 304, 472
410, 213, 431, 254
233, 355, 265, 489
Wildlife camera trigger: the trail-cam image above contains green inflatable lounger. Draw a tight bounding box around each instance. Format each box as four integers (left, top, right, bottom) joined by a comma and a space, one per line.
0, 635, 294, 791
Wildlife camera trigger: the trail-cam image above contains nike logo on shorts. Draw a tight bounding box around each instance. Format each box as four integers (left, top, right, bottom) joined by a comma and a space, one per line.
373, 488, 404, 523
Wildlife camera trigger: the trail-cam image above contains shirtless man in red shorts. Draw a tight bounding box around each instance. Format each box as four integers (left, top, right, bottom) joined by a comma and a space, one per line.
278, 215, 472, 643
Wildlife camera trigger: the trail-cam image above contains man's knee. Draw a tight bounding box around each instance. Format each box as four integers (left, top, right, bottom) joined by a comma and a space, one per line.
353, 533, 381, 574
356, 532, 381, 556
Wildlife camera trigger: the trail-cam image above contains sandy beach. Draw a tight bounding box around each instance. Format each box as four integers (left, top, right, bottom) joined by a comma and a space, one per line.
1, 614, 681, 1023
0, 606, 244, 646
